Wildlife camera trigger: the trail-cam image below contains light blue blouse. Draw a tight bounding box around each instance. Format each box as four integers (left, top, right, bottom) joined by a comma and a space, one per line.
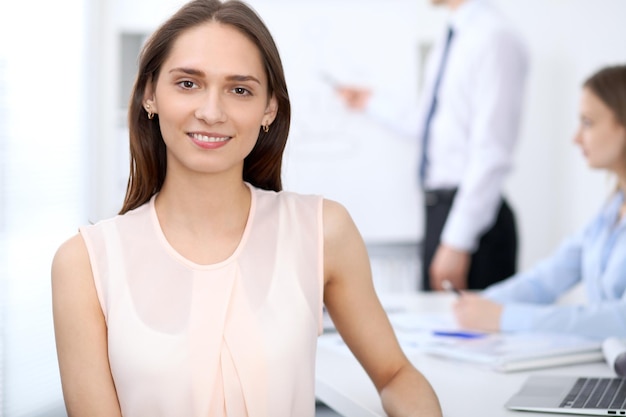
483, 191, 626, 340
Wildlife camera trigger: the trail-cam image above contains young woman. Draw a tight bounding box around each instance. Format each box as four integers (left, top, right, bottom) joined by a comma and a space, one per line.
454, 65, 626, 341
51, 1, 442, 416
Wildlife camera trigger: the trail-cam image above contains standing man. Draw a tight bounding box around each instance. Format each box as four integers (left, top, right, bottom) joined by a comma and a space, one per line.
337, 0, 528, 291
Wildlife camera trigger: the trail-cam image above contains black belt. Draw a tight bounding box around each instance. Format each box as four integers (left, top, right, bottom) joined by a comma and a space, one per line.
424, 188, 457, 206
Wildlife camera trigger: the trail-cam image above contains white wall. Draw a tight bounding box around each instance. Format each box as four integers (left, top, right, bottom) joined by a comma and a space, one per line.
97, 0, 626, 270
1, 0, 91, 414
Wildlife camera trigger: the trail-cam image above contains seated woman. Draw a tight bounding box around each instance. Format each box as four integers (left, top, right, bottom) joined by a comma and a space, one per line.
51, 0, 442, 416
453, 65, 626, 341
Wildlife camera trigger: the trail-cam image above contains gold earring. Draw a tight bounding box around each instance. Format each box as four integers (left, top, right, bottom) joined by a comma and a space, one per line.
262, 124, 269, 133
146, 104, 154, 120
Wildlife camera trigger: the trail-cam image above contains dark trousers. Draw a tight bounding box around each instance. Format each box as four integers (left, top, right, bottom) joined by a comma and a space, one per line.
421, 188, 518, 291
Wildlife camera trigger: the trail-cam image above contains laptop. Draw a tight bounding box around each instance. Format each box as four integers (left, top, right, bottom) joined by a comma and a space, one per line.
506, 375, 626, 415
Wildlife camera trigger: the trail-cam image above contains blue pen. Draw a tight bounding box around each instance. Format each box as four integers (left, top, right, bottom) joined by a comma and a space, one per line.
432, 330, 486, 339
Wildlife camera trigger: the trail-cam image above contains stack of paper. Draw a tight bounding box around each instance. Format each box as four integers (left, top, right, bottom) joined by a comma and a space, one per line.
419, 332, 603, 372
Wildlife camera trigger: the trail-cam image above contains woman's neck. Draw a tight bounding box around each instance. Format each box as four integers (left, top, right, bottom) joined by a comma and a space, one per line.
153, 173, 252, 264
156, 173, 251, 233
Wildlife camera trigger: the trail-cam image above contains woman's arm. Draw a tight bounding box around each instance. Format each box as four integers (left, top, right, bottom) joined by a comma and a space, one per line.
51, 234, 122, 417
456, 294, 626, 340
322, 200, 442, 416
481, 229, 585, 305
453, 231, 585, 332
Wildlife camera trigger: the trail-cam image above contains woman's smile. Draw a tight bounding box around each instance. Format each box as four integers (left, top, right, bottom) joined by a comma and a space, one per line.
188, 132, 232, 149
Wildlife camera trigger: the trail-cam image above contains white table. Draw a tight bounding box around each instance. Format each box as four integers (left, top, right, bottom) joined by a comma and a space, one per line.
315, 293, 613, 416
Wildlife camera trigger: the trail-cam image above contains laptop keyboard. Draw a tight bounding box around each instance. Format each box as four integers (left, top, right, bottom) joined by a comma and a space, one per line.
560, 378, 626, 409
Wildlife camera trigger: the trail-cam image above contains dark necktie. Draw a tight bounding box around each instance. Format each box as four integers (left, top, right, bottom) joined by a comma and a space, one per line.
419, 26, 455, 186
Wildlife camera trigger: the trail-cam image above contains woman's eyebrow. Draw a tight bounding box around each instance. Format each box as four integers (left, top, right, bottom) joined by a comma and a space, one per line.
169, 67, 205, 77
225, 74, 261, 85
168, 68, 261, 85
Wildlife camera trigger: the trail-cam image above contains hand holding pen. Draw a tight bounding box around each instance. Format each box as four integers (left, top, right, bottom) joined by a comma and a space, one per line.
429, 244, 471, 291
451, 290, 503, 333
442, 279, 462, 296
430, 280, 489, 339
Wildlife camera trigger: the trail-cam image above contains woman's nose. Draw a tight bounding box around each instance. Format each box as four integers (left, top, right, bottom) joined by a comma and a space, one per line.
572, 126, 583, 145
194, 90, 227, 124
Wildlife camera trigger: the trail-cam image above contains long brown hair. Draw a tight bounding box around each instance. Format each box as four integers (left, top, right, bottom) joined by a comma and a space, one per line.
584, 65, 626, 128
120, 0, 291, 214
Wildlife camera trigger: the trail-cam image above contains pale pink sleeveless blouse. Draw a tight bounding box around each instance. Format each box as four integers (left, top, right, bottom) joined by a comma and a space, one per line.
79, 184, 324, 417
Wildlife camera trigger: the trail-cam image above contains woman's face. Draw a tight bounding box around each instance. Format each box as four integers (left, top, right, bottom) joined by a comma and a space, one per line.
574, 87, 626, 174
145, 22, 277, 178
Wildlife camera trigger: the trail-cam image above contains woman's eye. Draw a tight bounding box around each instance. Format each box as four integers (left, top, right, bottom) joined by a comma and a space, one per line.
179, 80, 196, 89
233, 87, 251, 96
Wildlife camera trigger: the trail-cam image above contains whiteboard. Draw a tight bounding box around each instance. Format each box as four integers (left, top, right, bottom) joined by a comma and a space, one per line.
253, 0, 425, 243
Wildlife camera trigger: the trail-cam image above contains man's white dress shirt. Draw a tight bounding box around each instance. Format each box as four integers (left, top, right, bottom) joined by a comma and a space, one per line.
368, 0, 528, 252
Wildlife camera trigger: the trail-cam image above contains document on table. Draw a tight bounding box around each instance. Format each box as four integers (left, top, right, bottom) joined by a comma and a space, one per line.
321, 310, 604, 373
418, 332, 604, 372
385, 311, 603, 372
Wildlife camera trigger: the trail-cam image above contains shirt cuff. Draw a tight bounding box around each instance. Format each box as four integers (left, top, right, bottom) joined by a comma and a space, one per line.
440, 219, 479, 252
365, 93, 393, 122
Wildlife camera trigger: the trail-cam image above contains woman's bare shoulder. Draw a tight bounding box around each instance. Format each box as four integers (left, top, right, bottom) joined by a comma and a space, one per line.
322, 198, 353, 237
51, 233, 92, 288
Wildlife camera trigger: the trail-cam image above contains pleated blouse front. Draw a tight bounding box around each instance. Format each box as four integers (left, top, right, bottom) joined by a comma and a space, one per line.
79, 185, 324, 417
